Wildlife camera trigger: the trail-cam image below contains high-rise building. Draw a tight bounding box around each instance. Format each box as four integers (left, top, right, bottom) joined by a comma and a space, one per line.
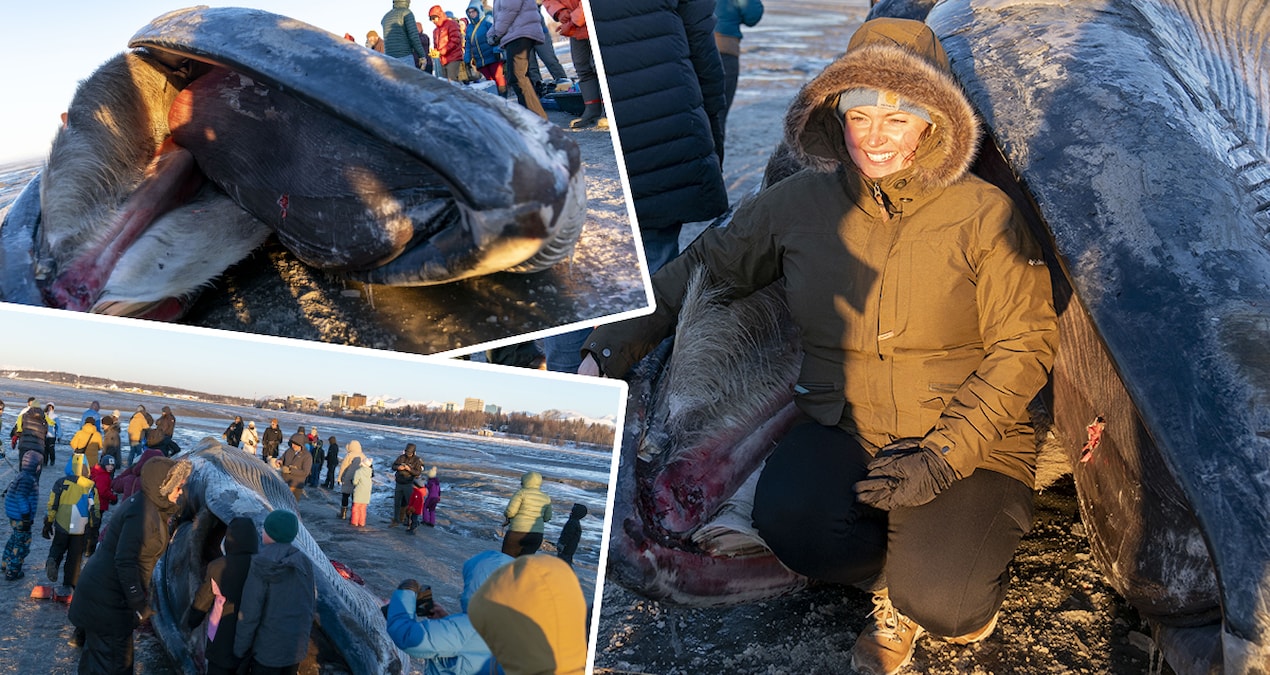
464, 397, 484, 412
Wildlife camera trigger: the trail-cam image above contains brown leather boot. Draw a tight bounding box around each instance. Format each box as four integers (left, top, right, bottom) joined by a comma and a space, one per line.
849, 589, 924, 675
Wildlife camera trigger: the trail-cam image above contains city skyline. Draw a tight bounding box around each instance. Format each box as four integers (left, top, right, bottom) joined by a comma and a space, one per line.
0, 304, 626, 421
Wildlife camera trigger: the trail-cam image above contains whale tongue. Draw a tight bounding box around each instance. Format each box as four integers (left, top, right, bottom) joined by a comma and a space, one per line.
45, 142, 203, 311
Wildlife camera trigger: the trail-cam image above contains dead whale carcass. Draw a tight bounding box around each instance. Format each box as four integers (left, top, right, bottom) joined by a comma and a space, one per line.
0, 6, 585, 319
150, 439, 407, 674
904, 0, 1270, 671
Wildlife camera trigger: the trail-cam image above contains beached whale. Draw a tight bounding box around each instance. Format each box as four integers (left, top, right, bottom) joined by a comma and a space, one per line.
0, 6, 584, 320
150, 438, 407, 674
609, 1, 1270, 672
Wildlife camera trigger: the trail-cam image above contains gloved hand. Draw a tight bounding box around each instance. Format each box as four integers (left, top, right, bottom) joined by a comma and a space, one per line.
854, 440, 958, 511
398, 578, 422, 594
41, 521, 53, 539
554, 9, 572, 24
487, 33, 500, 46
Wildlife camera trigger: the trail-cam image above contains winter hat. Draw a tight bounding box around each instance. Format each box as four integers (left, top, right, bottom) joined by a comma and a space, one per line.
264, 509, 300, 543
162, 406, 171, 413
289, 433, 307, 448
364, 456, 374, 467
404, 442, 417, 455
347, 440, 362, 454
101, 455, 117, 469
468, 555, 588, 674
413, 477, 427, 488
248, 421, 255, 428
20, 451, 41, 472
427, 466, 437, 478
836, 87, 932, 124
102, 415, 116, 426
160, 460, 192, 499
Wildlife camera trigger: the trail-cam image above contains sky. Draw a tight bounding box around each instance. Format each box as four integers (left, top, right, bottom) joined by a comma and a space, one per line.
0, 303, 627, 420
0, 0, 490, 165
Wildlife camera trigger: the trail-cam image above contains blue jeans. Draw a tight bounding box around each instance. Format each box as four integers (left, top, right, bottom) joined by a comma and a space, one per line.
640, 224, 683, 274
542, 330, 589, 373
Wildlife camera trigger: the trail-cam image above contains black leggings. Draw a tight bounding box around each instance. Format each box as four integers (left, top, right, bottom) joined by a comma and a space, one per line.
753, 422, 1034, 637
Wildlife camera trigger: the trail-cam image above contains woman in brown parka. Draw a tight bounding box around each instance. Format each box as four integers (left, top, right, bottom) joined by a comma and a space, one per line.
579, 18, 1057, 675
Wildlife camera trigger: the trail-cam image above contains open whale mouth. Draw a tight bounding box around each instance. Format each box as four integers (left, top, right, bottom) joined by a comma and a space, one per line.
7, 6, 586, 319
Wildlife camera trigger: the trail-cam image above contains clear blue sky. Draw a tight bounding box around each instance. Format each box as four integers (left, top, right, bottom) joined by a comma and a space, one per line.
0, 0, 486, 164
0, 304, 626, 420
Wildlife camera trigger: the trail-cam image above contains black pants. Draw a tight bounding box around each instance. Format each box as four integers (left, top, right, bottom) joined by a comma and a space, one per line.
719, 51, 740, 140
501, 530, 543, 557
505, 37, 547, 119
323, 462, 337, 488
247, 662, 298, 675
393, 484, 412, 521
753, 422, 1034, 637
44, 437, 56, 466
79, 627, 133, 674
48, 529, 87, 587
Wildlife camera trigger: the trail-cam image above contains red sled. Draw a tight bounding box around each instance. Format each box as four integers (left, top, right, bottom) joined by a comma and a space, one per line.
330, 560, 365, 585
30, 584, 73, 603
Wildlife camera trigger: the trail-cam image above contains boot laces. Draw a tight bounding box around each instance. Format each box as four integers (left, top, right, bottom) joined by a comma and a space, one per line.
867, 593, 913, 644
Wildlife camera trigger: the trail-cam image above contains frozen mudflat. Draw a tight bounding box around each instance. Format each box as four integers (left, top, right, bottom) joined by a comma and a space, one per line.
0, 377, 611, 673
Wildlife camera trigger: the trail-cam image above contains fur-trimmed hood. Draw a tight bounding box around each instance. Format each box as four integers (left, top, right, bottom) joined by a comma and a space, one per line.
783, 18, 979, 192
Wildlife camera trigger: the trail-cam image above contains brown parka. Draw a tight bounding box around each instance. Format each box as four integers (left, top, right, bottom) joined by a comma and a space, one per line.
584, 18, 1057, 487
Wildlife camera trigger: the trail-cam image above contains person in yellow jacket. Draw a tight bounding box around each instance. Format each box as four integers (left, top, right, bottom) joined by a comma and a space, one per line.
500, 471, 552, 557
579, 17, 1058, 675
467, 554, 587, 675
126, 405, 153, 468
70, 418, 104, 468
42, 453, 101, 594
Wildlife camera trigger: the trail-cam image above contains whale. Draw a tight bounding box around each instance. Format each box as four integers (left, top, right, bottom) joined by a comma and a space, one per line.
0, 6, 585, 320
151, 438, 408, 674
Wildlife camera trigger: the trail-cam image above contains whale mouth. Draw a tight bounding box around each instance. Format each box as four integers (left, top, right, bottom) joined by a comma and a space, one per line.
6, 6, 585, 319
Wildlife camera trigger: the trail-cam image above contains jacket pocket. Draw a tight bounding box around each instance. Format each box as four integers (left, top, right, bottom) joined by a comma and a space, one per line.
793, 381, 845, 426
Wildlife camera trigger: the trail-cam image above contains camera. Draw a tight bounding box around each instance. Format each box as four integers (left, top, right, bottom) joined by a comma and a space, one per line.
415, 586, 434, 616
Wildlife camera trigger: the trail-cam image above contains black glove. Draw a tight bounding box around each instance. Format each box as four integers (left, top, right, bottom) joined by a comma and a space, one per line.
854, 440, 958, 511
487, 33, 500, 46
398, 578, 422, 594
41, 521, 53, 539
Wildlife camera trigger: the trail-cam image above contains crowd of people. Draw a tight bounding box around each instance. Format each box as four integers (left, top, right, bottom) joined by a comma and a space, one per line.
0, 393, 594, 673
357, 0, 606, 130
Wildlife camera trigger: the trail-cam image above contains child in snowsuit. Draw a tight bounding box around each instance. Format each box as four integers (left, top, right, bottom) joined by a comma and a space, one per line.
86, 455, 119, 556
422, 466, 441, 527
43, 453, 101, 592
405, 477, 428, 535
351, 457, 374, 527
233, 510, 315, 673
186, 517, 260, 675
3, 451, 44, 580
556, 503, 588, 567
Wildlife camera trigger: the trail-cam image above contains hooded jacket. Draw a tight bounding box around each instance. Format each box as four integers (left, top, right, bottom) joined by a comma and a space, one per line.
504, 472, 552, 533
464, 1, 503, 68
467, 555, 587, 675
430, 5, 465, 65
70, 420, 104, 466
47, 453, 100, 535
584, 18, 1057, 488
16, 407, 48, 457
188, 517, 260, 668
393, 446, 424, 485
338, 440, 367, 495
233, 540, 317, 667
4, 451, 43, 522
556, 503, 586, 559
352, 461, 375, 504
69, 457, 191, 630
128, 409, 153, 444
90, 464, 118, 514
489, 0, 544, 47
382, 0, 431, 60
385, 550, 513, 675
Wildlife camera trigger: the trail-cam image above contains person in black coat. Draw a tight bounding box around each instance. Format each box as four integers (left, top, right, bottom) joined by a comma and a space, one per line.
556, 502, 587, 567
261, 418, 284, 462
185, 517, 260, 675
222, 416, 244, 448
322, 436, 340, 489
68, 457, 191, 674
589, 0, 729, 272
546, 0, 732, 374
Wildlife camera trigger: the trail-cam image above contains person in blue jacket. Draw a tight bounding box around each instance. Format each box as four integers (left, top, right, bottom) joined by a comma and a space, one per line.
386, 550, 514, 675
713, 0, 764, 135
2, 451, 44, 580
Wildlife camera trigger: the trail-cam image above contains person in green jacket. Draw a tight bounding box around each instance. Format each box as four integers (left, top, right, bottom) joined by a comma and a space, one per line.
500, 471, 553, 556
579, 17, 1057, 675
